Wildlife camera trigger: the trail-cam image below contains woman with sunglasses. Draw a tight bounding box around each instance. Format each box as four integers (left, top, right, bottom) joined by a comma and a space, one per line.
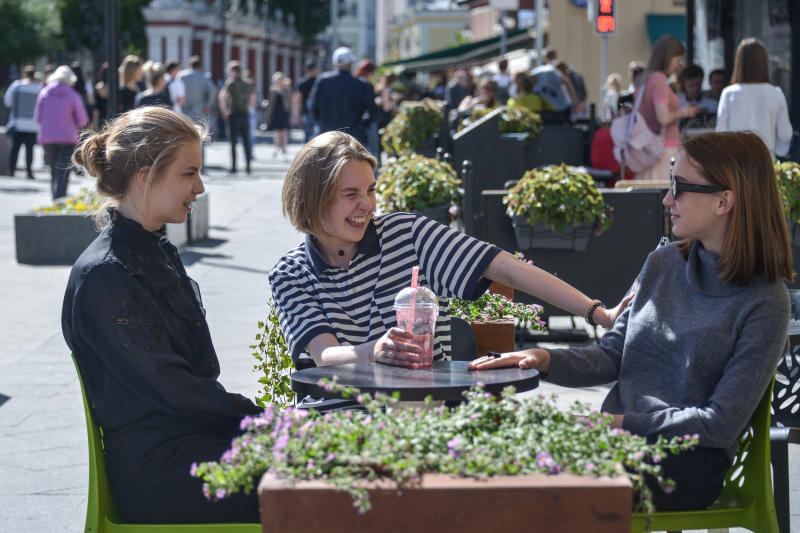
470, 130, 792, 511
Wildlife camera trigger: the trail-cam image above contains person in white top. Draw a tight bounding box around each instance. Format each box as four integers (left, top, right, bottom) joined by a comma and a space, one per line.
164, 60, 186, 114
715, 38, 793, 158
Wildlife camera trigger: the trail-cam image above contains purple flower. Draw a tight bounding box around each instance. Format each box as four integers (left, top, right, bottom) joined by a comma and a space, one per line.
189, 462, 198, 477
325, 453, 336, 462
275, 433, 289, 452
216, 488, 227, 499
447, 436, 463, 458
221, 449, 233, 463
652, 454, 663, 464
632, 451, 644, 461
202, 483, 210, 500
585, 461, 595, 472
239, 416, 253, 430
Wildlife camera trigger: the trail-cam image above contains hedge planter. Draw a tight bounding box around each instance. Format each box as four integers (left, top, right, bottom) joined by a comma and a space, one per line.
258, 472, 632, 533
415, 203, 450, 226
511, 216, 592, 251
14, 192, 210, 265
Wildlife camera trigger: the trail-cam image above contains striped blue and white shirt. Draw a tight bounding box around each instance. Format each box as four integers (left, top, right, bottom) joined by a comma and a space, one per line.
269, 213, 501, 368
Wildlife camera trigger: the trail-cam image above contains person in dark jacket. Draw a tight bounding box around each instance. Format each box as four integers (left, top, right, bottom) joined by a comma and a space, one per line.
62, 106, 261, 524
308, 47, 377, 146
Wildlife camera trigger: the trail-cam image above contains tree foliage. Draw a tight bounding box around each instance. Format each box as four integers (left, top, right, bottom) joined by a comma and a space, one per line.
58, 0, 150, 59
0, 0, 59, 66
257, 0, 331, 45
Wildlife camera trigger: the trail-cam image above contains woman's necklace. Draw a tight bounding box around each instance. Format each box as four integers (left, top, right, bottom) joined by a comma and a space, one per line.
314, 238, 357, 267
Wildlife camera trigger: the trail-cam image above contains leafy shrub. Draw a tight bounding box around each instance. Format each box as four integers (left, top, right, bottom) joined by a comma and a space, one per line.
775, 161, 800, 223
380, 98, 444, 155
251, 299, 296, 408
504, 164, 612, 233
458, 102, 542, 139
376, 153, 461, 212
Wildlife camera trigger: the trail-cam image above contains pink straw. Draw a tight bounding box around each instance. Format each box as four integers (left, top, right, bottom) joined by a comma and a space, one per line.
409, 266, 419, 328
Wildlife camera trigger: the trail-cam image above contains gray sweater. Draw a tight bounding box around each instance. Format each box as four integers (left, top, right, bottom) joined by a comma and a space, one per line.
548, 241, 789, 458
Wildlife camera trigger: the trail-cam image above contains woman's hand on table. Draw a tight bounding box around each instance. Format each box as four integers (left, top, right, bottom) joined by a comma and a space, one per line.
373, 328, 424, 368
468, 349, 550, 372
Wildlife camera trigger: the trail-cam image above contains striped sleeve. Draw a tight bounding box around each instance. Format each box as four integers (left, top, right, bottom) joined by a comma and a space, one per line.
268, 258, 336, 364
411, 215, 501, 300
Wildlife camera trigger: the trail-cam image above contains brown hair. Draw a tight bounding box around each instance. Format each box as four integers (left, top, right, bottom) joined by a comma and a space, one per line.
282, 131, 376, 236
677, 131, 793, 284
120, 55, 142, 86
730, 38, 770, 84
646, 35, 685, 74
73, 106, 207, 225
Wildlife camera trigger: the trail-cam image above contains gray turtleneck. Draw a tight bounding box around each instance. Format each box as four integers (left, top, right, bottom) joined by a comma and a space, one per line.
547, 241, 789, 459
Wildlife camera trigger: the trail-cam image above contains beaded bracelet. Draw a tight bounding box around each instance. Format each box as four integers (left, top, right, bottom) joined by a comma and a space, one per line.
585, 300, 606, 327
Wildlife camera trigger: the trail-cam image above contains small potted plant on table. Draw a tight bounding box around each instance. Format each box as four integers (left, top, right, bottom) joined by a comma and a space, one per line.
503, 163, 612, 251
376, 153, 461, 225
450, 285, 545, 356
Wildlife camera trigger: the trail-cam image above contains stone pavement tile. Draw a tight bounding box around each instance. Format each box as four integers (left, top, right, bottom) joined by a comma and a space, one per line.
4, 494, 85, 531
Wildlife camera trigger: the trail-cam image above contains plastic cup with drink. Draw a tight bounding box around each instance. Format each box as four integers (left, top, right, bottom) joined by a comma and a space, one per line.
393, 266, 438, 368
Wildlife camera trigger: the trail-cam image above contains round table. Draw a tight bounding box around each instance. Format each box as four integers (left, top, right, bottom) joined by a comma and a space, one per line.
290, 360, 540, 402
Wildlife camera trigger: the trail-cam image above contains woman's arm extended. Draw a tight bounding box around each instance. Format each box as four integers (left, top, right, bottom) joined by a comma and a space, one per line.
483, 251, 631, 328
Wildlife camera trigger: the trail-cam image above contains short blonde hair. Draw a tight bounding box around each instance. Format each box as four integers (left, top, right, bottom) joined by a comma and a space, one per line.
282, 131, 376, 236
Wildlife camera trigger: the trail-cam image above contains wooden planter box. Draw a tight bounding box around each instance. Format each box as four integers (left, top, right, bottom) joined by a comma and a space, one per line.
14, 192, 210, 265
259, 472, 632, 533
470, 319, 515, 356
511, 215, 592, 251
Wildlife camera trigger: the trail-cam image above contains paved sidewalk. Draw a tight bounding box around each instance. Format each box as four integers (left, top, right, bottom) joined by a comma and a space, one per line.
0, 136, 797, 532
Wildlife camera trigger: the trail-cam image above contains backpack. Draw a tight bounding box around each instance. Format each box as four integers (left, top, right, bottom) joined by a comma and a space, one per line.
610, 80, 664, 174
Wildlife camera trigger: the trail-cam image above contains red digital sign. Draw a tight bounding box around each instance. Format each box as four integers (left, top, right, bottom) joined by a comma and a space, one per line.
594, 0, 616, 35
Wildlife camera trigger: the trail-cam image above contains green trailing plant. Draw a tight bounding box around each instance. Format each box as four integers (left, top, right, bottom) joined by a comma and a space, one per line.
380, 98, 444, 155
504, 164, 612, 234
450, 292, 545, 331
193, 381, 698, 521
376, 153, 461, 213
458, 102, 542, 139
775, 161, 800, 224
251, 299, 296, 408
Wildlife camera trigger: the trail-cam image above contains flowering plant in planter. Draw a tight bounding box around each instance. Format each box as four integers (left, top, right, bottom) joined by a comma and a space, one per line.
376, 153, 461, 213
450, 292, 545, 331
380, 98, 444, 155
504, 163, 612, 234
775, 161, 800, 223
35, 187, 103, 213
192, 381, 697, 519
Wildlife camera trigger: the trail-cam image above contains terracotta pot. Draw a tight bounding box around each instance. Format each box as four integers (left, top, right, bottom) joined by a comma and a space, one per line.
259, 472, 632, 533
470, 319, 515, 356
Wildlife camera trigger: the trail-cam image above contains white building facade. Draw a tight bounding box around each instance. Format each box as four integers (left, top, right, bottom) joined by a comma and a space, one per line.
143, 0, 305, 97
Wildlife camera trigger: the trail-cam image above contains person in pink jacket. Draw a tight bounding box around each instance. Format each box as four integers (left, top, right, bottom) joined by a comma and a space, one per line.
34, 65, 89, 200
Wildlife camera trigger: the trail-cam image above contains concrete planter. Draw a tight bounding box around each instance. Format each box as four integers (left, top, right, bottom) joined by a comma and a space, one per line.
259, 472, 632, 533
511, 216, 592, 251
470, 319, 515, 357
14, 192, 210, 265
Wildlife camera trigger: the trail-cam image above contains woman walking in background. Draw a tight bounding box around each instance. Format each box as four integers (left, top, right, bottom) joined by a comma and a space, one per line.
118, 55, 143, 114
34, 65, 89, 200
635, 35, 701, 180
267, 71, 290, 159
716, 37, 793, 158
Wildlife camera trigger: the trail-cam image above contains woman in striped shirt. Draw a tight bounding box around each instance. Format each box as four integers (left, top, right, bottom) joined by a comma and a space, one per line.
269, 131, 628, 369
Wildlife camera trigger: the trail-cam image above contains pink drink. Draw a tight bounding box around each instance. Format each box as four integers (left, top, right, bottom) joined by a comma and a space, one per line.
395, 308, 436, 367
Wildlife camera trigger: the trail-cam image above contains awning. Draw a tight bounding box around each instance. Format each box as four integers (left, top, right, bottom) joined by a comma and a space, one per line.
646, 14, 686, 44
382, 28, 535, 73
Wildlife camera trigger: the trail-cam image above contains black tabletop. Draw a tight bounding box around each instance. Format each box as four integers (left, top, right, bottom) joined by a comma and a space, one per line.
290, 360, 540, 402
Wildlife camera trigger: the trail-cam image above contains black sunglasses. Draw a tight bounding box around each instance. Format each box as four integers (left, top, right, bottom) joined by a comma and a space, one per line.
669, 158, 729, 199
670, 175, 729, 199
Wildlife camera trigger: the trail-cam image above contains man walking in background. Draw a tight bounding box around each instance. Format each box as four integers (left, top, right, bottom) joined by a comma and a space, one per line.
309, 47, 376, 146
219, 61, 254, 174
178, 56, 216, 124
4, 65, 41, 178
297, 59, 318, 142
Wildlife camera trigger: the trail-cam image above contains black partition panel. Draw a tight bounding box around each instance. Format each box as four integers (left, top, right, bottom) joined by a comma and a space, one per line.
480, 189, 668, 318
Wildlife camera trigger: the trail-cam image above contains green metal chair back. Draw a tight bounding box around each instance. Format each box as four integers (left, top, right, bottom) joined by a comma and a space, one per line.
630, 379, 779, 532
72, 355, 261, 533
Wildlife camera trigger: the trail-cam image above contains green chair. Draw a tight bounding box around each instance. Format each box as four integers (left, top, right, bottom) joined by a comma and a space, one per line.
72, 355, 260, 533
630, 379, 779, 532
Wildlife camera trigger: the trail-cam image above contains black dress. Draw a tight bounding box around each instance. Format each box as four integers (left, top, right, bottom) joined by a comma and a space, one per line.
268, 90, 289, 130
61, 210, 261, 523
